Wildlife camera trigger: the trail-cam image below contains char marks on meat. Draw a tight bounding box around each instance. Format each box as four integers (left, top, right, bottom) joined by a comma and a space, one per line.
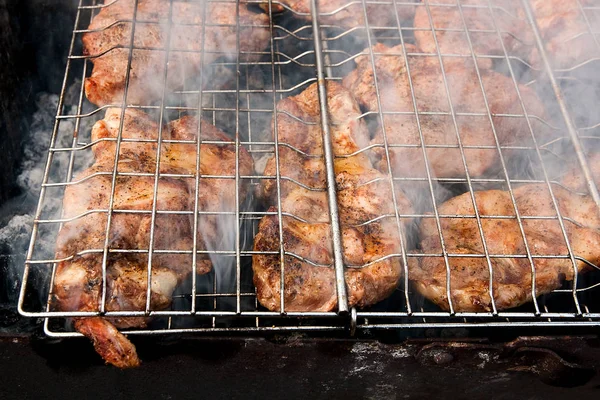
83, 0, 270, 106
53, 108, 253, 367
253, 82, 412, 312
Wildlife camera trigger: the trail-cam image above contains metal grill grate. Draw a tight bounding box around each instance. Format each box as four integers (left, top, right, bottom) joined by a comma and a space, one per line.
18, 0, 600, 338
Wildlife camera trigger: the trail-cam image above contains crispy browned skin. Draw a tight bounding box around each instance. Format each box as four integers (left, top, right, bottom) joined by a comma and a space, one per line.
343, 43, 547, 180
53, 108, 253, 367
253, 82, 412, 311
410, 183, 600, 312
263, 0, 416, 28
83, 0, 270, 106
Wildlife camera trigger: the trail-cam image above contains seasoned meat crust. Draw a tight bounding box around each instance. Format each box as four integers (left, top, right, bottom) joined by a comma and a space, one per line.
53, 108, 253, 367
343, 43, 547, 180
253, 82, 412, 311
83, 0, 270, 105
410, 182, 600, 312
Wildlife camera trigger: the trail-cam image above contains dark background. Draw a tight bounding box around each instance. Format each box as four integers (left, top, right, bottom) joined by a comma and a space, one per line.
1, 335, 600, 399
0, 0, 76, 331
0, 0, 74, 205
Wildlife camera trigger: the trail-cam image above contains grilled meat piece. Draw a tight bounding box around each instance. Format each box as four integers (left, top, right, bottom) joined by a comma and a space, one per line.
413, 0, 532, 70
343, 43, 547, 181
53, 108, 253, 367
83, 0, 270, 106
410, 183, 600, 312
253, 82, 411, 311
74, 317, 141, 368
257, 81, 370, 201
263, 0, 416, 28
413, 0, 600, 71
521, 0, 600, 70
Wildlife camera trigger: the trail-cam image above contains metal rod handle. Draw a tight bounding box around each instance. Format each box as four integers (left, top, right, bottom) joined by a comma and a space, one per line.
310, 0, 349, 314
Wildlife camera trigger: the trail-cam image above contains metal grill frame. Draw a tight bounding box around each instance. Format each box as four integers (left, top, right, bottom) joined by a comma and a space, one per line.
17, 0, 600, 339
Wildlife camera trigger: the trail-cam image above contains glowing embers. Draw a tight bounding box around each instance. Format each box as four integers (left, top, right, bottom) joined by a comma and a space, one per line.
52, 108, 253, 367
253, 82, 412, 312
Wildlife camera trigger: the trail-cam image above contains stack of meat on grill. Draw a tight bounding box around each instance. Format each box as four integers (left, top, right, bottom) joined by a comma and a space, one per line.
53, 0, 600, 367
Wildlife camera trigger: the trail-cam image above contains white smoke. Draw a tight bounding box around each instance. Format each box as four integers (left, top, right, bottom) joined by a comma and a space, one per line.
0, 82, 96, 305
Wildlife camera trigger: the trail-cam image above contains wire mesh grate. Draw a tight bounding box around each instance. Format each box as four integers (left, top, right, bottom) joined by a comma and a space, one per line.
18, 0, 600, 338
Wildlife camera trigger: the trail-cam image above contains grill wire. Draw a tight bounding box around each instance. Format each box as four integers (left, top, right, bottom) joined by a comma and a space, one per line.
17, 0, 600, 338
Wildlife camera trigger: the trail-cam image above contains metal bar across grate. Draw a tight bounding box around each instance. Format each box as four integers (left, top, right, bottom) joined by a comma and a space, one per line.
17, 0, 600, 338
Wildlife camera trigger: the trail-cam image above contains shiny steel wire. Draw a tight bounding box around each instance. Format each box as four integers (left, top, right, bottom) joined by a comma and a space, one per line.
17, 0, 600, 338
310, 0, 350, 313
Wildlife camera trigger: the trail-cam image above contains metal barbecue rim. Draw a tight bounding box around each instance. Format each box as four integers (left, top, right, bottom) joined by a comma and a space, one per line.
17, 0, 600, 339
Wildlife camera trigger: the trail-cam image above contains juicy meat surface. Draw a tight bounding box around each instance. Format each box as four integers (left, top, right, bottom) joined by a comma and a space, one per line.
253, 82, 412, 311
83, 0, 270, 106
264, 0, 416, 28
343, 43, 547, 181
53, 108, 253, 367
410, 183, 600, 312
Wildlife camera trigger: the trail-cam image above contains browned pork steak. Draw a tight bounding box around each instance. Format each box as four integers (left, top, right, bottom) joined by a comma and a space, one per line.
253, 82, 412, 311
343, 43, 548, 181
410, 182, 600, 312
54, 108, 253, 367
